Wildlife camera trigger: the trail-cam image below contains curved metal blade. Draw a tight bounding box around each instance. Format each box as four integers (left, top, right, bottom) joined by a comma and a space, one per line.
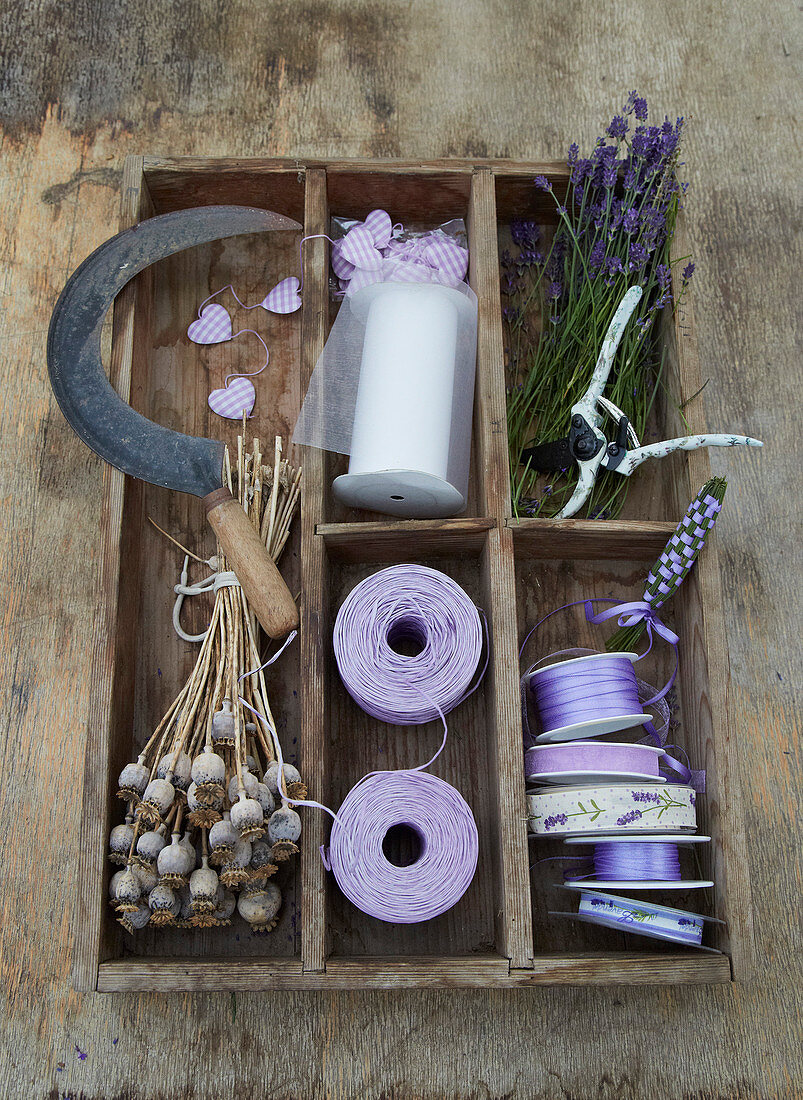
47, 205, 301, 498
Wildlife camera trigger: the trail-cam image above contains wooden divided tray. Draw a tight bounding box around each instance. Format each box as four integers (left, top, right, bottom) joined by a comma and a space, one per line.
76, 155, 755, 991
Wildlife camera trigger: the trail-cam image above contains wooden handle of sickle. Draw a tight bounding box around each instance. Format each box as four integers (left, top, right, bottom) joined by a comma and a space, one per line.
203, 488, 299, 639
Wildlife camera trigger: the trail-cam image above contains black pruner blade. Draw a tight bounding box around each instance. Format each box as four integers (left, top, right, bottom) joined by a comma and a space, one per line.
520, 436, 572, 472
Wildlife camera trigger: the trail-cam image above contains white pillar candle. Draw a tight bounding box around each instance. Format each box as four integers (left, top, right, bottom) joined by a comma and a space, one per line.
333, 282, 477, 518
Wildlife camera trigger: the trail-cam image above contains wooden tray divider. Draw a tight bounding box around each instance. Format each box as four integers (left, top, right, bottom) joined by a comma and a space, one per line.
299, 168, 331, 972
657, 213, 754, 978
72, 156, 154, 992
468, 169, 534, 968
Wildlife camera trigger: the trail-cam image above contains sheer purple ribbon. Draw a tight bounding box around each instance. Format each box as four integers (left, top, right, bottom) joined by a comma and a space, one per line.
519, 600, 704, 792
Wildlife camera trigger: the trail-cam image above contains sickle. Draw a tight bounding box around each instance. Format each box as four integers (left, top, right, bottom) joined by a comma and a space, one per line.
47, 205, 301, 638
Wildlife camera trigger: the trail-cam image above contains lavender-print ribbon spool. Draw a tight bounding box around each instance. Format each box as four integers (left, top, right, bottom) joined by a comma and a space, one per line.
527, 783, 697, 836
551, 889, 721, 949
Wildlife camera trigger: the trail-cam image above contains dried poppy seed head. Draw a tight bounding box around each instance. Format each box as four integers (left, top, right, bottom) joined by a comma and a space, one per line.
191, 751, 226, 804
118, 899, 151, 933
137, 778, 175, 826
115, 867, 141, 912
116, 761, 149, 802
226, 769, 258, 804
157, 750, 192, 792
213, 887, 237, 924
190, 858, 219, 913
157, 833, 195, 886
230, 795, 264, 842
211, 699, 235, 747
148, 883, 177, 925
256, 782, 275, 817
109, 870, 126, 907
237, 882, 282, 932
264, 761, 305, 801
220, 837, 252, 888
134, 863, 159, 895
248, 840, 278, 884
134, 829, 166, 868
108, 823, 135, 865
209, 816, 238, 865
186, 781, 222, 827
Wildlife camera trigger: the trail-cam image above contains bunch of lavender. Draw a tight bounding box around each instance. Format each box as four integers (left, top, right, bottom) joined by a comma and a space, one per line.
504, 93, 695, 518
605, 476, 726, 653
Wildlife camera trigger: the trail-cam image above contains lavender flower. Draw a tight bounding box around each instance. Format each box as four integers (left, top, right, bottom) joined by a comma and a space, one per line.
607, 115, 628, 140
682, 261, 695, 282
616, 809, 643, 827
589, 241, 606, 272
632, 790, 661, 804
543, 813, 568, 830
505, 92, 694, 521
628, 242, 649, 270
622, 207, 639, 234
511, 220, 540, 249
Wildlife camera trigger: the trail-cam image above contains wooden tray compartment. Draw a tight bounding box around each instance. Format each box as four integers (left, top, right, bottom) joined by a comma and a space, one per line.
77, 157, 753, 992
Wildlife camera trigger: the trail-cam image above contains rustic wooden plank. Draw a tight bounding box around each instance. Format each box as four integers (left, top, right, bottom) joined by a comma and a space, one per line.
96, 951, 729, 992
318, 517, 494, 561
660, 211, 756, 980
72, 156, 153, 991
298, 168, 330, 973
508, 517, 678, 559
469, 168, 534, 968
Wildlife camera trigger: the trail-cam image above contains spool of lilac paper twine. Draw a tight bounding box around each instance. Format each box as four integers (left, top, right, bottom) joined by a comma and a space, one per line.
324, 770, 479, 923
333, 564, 484, 724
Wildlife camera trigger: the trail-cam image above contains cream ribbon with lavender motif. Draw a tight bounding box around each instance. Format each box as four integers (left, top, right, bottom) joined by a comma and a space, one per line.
527, 783, 697, 835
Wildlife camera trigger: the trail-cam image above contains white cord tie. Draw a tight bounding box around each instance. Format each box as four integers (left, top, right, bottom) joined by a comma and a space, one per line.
172, 556, 240, 642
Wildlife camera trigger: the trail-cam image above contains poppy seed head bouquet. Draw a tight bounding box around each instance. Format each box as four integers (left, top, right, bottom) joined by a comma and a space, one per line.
504, 92, 695, 519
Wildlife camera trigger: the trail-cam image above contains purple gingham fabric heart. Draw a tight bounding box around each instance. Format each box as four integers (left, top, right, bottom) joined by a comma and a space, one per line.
208, 376, 256, 419
340, 224, 383, 270
260, 276, 301, 314
363, 208, 393, 249
331, 239, 356, 280
424, 237, 469, 284
188, 303, 233, 345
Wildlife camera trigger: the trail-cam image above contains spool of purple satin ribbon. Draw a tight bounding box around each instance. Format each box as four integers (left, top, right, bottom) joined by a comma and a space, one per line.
324, 770, 479, 923
529, 652, 651, 742
525, 740, 665, 783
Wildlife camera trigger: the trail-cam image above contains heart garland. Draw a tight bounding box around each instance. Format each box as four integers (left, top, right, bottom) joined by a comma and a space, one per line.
188, 279, 297, 419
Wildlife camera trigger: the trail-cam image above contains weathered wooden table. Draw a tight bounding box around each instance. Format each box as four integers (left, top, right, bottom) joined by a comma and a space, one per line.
0, 1, 799, 1095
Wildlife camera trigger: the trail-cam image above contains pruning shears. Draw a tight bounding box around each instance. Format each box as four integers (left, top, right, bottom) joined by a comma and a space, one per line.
520, 285, 763, 519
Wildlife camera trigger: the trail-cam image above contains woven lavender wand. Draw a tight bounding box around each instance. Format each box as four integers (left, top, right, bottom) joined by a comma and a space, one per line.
606, 477, 727, 653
